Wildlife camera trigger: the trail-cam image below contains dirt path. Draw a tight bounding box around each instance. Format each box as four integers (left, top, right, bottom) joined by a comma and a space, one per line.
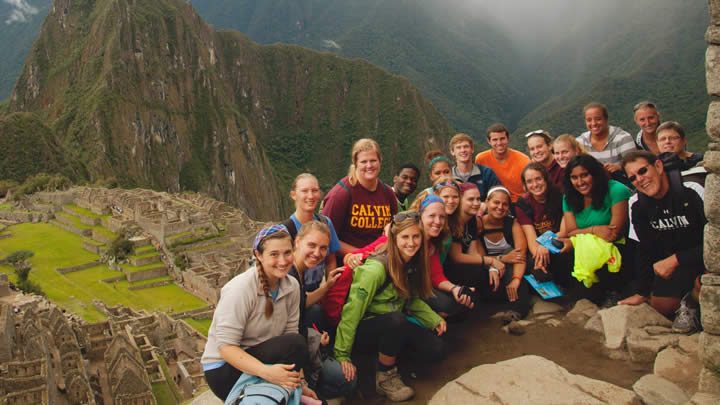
347, 303, 650, 404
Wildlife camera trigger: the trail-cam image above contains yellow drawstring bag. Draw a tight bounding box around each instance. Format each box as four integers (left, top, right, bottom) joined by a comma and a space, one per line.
570, 233, 622, 288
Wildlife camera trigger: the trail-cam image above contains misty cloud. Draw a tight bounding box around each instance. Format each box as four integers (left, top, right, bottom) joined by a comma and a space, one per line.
4, 0, 39, 24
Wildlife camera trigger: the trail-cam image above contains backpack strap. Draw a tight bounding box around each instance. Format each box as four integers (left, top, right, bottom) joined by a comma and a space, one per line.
515, 196, 534, 220
479, 216, 516, 251
281, 217, 299, 241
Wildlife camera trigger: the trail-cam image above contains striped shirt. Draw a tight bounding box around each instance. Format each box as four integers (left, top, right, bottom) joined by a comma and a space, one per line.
577, 126, 636, 165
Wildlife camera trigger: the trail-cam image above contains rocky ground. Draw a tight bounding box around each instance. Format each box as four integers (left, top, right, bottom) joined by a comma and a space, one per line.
191, 296, 719, 404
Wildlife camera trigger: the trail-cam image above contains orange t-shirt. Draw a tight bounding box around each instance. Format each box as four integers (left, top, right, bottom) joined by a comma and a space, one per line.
474, 148, 530, 202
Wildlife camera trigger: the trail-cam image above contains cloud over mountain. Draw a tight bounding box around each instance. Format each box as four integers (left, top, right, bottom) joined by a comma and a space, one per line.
4, 0, 39, 24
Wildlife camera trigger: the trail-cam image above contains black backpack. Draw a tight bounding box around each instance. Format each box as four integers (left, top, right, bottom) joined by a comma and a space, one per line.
281, 214, 329, 241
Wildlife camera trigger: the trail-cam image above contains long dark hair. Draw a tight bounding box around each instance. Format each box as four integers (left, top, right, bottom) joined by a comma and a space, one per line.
520, 162, 563, 228
563, 154, 609, 213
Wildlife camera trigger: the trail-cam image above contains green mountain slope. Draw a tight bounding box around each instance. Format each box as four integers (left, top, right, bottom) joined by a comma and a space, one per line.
5, 0, 452, 219
191, 0, 709, 150
512, 0, 709, 152
190, 0, 527, 136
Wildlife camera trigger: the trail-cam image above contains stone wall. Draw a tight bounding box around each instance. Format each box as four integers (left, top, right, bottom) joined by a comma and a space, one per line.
56, 261, 102, 274
125, 266, 167, 283
701, 0, 720, 395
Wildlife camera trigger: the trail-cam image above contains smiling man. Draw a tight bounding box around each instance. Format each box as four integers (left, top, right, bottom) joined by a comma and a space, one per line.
475, 124, 530, 202
449, 133, 501, 201
621, 151, 706, 333
391, 164, 420, 211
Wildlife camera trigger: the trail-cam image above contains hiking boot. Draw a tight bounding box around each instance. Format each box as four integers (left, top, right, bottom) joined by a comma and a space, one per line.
376, 367, 414, 402
672, 293, 702, 334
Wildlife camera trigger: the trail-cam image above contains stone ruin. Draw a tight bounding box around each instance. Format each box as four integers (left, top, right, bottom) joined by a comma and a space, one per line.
701, 0, 720, 396
0, 297, 209, 404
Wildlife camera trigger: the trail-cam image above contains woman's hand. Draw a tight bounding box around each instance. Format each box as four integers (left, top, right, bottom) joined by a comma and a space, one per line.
451, 285, 475, 308
324, 267, 343, 289
533, 246, 550, 270
435, 321, 447, 336
501, 248, 526, 265
490, 257, 506, 277
592, 225, 618, 242
506, 278, 520, 302
340, 360, 356, 382
557, 237, 573, 253
302, 385, 318, 400
262, 364, 301, 390
488, 269, 500, 292
604, 163, 622, 173
344, 253, 363, 269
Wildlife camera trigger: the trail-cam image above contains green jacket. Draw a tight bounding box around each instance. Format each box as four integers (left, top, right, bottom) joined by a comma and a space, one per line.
333, 256, 444, 362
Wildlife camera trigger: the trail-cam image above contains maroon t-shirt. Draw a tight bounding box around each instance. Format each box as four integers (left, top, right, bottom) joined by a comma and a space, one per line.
322, 177, 397, 248
515, 193, 560, 236
547, 160, 565, 189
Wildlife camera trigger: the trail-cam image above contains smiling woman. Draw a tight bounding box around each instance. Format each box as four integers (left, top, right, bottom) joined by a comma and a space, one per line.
322, 139, 398, 257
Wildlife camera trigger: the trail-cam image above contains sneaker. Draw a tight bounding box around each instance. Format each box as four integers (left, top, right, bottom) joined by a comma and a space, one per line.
376, 367, 414, 402
672, 293, 702, 334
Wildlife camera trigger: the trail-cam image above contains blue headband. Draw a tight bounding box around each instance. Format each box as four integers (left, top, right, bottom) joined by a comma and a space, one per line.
420, 194, 444, 213
428, 156, 451, 170
253, 224, 290, 251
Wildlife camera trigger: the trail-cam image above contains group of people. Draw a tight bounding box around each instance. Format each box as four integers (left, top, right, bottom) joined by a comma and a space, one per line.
200, 101, 707, 403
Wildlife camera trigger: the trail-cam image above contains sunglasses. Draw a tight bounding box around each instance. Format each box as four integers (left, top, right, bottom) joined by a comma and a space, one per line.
627, 166, 649, 183
393, 211, 420, 224
433, 181, 459, 191
633, 102, 657, 112
524, 129, 546, 138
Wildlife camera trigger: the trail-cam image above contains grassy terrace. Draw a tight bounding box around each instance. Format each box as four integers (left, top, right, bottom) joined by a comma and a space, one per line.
56, 211, 118, 239
64, 203, 108, 220
121, 261, 164, 273
129, 251, 159, 260
185, 240, 233, 253
134, 245, 156, 255
0, 203, 11, 210
166, 230, 193, 241
130, 275, 172, 286
0, 223, 206, 322
183, 318, 211, 337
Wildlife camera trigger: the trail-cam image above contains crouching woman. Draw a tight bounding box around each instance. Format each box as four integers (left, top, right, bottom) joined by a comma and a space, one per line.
201, 224, 316, 401
334, 213, 446, 402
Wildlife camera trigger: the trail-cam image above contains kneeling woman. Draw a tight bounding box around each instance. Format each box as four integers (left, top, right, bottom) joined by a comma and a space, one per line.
335, 213, 446, 402
201, 225, 316, 401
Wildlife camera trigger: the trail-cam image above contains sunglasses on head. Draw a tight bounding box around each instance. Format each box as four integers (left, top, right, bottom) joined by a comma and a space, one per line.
627, 166, 649, 183
633, 102, 657, 112
524, 129, 546, 138
433, 181, 459, 191
393, 211, 420, 224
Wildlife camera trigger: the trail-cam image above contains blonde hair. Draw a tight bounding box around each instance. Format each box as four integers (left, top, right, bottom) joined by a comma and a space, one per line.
347, 138, 382, 186
254, 231, 292, 318
291, 173, 318, 191
296, 220, 331, 242
554, 134, 586, 154
450, 133, 473, 150
409, 191, 449, 254
376, 216, 431, 299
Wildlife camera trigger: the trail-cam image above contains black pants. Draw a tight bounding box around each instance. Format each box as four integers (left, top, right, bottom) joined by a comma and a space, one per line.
444, 260, 530, 317
355, 312, 444, 362
204, 333, 308, 401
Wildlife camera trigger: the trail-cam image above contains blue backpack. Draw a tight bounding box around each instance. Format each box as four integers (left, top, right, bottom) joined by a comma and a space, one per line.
225, 372, 301, 405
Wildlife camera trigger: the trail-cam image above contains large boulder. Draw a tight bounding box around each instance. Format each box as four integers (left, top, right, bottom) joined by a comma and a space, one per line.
428, 355, 640, 405
654, 347, 702, 396
633, 374, 689, 405
626, 328, 679, 363
598, 304, 671, 349
566, 299, 599, 325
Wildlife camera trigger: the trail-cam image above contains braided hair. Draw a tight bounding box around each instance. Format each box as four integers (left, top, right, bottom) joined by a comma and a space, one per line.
254, 231, 292, 318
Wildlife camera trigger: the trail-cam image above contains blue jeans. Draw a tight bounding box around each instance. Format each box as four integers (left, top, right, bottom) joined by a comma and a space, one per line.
317, 358, 357, 399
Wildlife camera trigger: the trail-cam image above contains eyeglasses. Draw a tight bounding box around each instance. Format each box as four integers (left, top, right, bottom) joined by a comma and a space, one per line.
524, 129, 546, 138
393, 211, 420, 224
627, 166, 650, 183
633, 101, 657, 112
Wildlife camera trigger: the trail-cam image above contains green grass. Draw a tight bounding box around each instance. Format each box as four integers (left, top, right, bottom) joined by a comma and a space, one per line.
91, 225, 117, 239
167, 231, 193, 240
121, 262, 164, 273
131, 275, 172, 286
64, 203, 105, 219
0, 203, 11, 210
152, 382, 175, 405
129, 251, 159, 260
134, 245, 156, 255
185, 241, 233, 253
0, 223, 206, 322
183, 318, 211, 337
82, 238, 104, 247
55, 211, 92, 229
